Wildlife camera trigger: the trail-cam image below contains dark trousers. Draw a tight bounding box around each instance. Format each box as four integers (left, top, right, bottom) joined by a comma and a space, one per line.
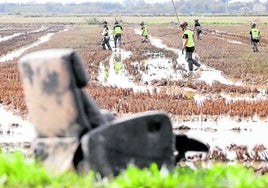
251, 40, 259, 52
114, 34, 122, 48
102, 37, 112, 50
185, 51, 200, 71
196, 29, 202, 39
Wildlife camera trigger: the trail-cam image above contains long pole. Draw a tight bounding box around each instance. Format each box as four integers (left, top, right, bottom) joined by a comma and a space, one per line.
171, 0, 179, 24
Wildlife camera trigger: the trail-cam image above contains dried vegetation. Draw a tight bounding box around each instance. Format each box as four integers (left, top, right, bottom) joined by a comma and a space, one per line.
0, 20, 268, 166
0, 22, 268, 119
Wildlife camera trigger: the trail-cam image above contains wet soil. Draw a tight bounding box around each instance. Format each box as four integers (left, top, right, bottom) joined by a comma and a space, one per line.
0, 22, 268, 172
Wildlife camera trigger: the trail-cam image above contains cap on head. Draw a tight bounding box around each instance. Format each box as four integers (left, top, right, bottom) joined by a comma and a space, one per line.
179, 21, 188, 29
103, 21, 107, 25
194, 19, 199, 22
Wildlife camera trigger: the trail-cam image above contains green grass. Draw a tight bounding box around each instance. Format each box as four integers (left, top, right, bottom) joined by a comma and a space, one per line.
1, 152, 268, 187
0, 152, 95, 187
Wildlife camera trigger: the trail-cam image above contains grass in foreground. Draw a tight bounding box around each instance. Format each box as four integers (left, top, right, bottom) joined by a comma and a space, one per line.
0, 152, 268, 188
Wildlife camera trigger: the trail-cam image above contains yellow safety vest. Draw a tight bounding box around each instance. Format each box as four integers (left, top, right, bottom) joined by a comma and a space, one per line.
183, 29, 195, 47
142, 26, 148, 36
114, 26, 122, 35
251, 28, 259, 40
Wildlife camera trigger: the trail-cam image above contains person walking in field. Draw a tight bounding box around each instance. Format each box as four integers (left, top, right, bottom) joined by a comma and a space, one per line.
113, 21, 123, 48
140, 22, 149, 43
249, 23, 260, 52
193, 19, 202, 40
179, 21, 201, 74
101, 21, 112, 50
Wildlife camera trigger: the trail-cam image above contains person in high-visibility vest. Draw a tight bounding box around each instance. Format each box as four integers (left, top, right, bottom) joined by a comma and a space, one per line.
140, 22, 149, 43
101, 21, 112, 50
114, 55, 123, 74
113, 21, 123, 48
179, 21, 201, 73
249, 23, 260, 52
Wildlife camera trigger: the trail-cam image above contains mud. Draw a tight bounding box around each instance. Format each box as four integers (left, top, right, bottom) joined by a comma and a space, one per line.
0, 22, 268, 173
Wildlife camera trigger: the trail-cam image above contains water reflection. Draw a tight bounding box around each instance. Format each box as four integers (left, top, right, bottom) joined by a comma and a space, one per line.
99, 50, 133, 87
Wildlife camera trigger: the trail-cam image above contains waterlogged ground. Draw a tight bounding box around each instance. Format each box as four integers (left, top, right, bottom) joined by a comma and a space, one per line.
97, 30, 268, 163
0, 21, 268, 172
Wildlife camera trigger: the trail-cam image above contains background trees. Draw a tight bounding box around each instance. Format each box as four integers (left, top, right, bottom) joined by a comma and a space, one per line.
0, 0, 267, 15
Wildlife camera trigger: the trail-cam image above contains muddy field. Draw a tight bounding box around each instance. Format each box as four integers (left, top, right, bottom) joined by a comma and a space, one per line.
0, 16, 268, 173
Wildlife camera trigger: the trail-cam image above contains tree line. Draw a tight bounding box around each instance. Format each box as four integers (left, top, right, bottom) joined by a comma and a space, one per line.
0, 0, 267, 15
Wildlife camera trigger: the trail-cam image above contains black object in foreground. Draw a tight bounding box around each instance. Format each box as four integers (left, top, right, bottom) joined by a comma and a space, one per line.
81, 111, 175, 177
175, 134, 209, 162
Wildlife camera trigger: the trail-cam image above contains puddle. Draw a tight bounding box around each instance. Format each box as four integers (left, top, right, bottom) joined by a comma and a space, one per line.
99, 50, 133, 87
0, 33, 54, 63
0, 105, 36, 144
29, 25, 47, 33
0, 26, 47, 43
0, 33, 22, 42
98, 30, 185, 88
135, 57, 184, 84
97, 48, 180, 90
222, 90, 267, 102
199, 68, 236, 86
173, 116, 268, 160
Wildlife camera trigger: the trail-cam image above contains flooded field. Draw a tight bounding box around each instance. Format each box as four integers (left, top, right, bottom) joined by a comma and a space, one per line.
0, 16, 268, 172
